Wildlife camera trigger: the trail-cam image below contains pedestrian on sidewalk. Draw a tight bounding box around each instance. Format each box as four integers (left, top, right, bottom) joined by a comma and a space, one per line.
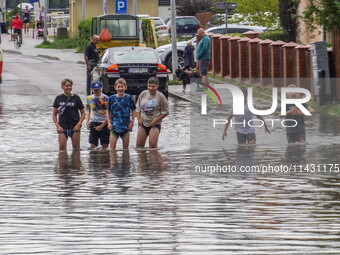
136, 77, 169, 149
21, 5, 31, 35
107, 78, 136, 150
281, 84, 315, 143
87, 81, 110, 149
197, 28, 211, 85
52, 78, 86, 151
183, 41, 195, 72
35, 6, 45, 29
84, 35, 99, 95
222, 87, 270, 144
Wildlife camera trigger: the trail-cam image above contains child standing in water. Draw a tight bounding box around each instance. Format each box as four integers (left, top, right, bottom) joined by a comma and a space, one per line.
107, 78, 136, 150
222, 87, 270, 144
136, 77, 169, 148
87, 81, 110, 149
283, 84, 315, 143
52, 78, 85, 150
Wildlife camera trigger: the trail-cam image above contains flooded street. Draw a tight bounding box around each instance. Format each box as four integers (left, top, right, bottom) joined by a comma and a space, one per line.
1, 53, 340, 254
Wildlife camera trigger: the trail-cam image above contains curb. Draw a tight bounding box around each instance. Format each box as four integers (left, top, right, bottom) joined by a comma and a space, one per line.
37, 54, 60, 60
169, 91, 192, 102
168, 91, 200, 105
4, 49, 22, 55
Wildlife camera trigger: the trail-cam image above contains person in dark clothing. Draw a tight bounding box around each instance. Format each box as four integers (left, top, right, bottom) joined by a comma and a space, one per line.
21, 5, 31, 35
52, 78, 86, 150
84, 35, 99, 95
283, 84, 315, 143
183, 41, 195, 72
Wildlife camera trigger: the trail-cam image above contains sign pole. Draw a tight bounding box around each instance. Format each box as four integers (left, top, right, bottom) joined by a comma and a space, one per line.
170, 0, 177, 78
103, 0, 107, 14
82, 0, 86, 20
43, 0, 48, 42
133, 0, 137, 15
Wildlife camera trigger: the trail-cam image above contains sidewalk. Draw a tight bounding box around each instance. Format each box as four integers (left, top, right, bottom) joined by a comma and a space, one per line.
2, 28, 84, 64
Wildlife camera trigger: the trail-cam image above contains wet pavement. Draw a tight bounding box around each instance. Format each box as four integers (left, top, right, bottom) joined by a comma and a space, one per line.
1, 35, 340, 254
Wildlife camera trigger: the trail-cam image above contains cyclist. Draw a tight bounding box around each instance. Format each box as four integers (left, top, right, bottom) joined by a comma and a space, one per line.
10, 15, 23, 47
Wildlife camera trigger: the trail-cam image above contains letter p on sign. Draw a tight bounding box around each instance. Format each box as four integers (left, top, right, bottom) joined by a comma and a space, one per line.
115, 0, 127, 14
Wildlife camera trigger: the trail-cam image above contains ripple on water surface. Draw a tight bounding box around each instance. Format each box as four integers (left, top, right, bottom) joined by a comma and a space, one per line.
0, 92, 340, 254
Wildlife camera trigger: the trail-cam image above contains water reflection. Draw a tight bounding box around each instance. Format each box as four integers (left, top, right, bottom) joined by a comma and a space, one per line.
285, 144, 306, 165
56, 150, 83, 174
55, 150, 84, 210
137, 149, 169, 173
109, 150, 131, 177
318, 113, 340, 136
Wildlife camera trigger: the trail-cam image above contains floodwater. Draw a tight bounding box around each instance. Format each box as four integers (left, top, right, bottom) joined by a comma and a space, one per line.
1, 80, 340, 254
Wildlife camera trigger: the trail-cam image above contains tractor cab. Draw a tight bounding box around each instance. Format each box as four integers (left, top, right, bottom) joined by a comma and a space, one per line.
92, 14, 144, 55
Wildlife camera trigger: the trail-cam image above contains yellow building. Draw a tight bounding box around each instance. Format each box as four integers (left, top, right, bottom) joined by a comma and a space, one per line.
69, 0, 159, 38
298, 0, 323, 43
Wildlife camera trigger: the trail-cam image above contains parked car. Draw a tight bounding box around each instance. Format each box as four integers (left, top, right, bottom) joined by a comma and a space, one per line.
206, 13, 227, 28
156, 37, 196, 71
206, 24, 268, 34
166, 16, 201, 39
150, 17, 169, 41
91, 47, 169, 98
155, 24, 267, 70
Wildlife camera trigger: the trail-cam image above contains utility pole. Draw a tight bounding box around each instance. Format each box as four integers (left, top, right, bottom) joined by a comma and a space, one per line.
43, 0, 48, 42
170, 0, 177, 79
3, 0, 6, 24
82, 0, 86, 20
133, 0, 137, 15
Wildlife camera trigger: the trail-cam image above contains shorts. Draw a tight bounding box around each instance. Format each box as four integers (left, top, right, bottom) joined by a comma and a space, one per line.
236, 132, 256, 144
89, 122, 110, 146
62, 129, 74, 139
110, 129, 129, 139
13, 29, 21, 35
198, 59, 210, 76
142, 124, 161, 136
286, 130, 306, 143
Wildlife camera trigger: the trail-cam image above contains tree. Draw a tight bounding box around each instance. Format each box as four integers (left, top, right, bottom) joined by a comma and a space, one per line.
176, 0, 213, 16
303, 0, 340, 32
303, 0, 340, 82
278, 0, 300, 42
211, 0, 280, 30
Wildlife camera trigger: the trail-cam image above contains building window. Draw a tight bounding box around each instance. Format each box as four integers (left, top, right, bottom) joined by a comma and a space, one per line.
6, 0, 21, 10
159, 0, 170, 6
50, 0, 69, 9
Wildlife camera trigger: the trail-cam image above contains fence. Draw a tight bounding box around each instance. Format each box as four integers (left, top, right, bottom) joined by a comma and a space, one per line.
202, 31, 339, 100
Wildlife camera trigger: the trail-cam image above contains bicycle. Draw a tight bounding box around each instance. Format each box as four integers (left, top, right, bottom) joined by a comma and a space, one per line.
12, 33, 21, 49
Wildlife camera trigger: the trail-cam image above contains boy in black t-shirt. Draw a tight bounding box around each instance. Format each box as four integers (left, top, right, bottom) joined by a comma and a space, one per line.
283, 84, 315, 143
52, 78, 86, 150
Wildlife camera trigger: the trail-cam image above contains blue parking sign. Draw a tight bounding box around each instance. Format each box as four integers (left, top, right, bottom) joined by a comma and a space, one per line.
115, 0, 127, 14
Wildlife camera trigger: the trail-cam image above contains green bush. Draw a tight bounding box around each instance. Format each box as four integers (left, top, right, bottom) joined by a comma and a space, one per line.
77, 18, 92, 52
259, 30, 290, 42
141, 18, 157, 48
6, 7, 20, 29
